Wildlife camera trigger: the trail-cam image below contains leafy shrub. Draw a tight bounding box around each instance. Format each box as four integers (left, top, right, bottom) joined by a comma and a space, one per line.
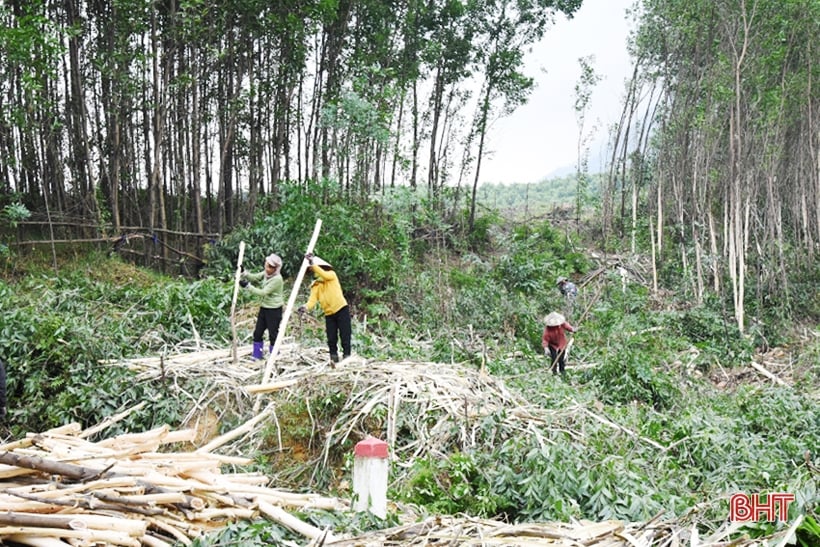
458, 206, 501, 253
203, 181, 413, 311
1, 202, 31, 227
396, 432, 696, 524
397, 451, 499, 516
0, 257, 222, 435
190, 520, 293, 546
583, 350, 681, 410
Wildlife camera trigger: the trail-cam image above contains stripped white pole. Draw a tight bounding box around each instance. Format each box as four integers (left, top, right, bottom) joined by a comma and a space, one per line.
230, 241, 246, 364
257, 499, 337, 542
195, 403, 275, 454
254, 219, 322, 411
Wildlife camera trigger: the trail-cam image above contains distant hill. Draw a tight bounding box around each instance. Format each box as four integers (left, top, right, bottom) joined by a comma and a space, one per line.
545, 139, 610, 180
476, 173, 602, 220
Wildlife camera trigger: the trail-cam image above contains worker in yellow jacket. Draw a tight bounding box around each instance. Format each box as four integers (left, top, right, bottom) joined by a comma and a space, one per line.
298, 253, 351, 363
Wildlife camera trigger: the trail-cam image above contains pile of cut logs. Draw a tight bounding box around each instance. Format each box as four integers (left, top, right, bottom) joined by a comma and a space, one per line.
0, 419, 346, 546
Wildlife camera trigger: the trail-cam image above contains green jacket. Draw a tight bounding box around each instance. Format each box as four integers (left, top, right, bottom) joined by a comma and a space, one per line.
243, 271, 284, 309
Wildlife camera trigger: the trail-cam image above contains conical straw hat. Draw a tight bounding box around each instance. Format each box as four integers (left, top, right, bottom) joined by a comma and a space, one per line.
312, 256, 332, 269
544, 312, 565, 326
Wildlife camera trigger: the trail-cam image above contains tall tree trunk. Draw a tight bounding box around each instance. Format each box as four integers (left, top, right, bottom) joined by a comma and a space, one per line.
469, 80, 493, 231
427, 65, 444, 195
66, 0, 97, 232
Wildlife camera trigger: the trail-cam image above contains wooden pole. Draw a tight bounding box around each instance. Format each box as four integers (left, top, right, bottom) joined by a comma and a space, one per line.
79, 402, 147, 439
194, 403, 275, 454
230, 241, 246, 364
255, 219, 322, 412
257, 499, 337, 543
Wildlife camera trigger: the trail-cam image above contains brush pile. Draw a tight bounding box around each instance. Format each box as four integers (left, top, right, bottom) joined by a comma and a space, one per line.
324, 513, 804, 546
90, 343, 805, 546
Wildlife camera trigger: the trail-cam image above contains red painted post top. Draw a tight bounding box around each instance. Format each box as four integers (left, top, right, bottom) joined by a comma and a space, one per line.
354, 436, 389, 458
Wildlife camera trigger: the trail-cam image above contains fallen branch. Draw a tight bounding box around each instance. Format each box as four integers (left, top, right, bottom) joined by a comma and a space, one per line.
195, 403, 275, 454
258, 499, 337, 543
572, 401, 668, 451
749, 361, 788, 387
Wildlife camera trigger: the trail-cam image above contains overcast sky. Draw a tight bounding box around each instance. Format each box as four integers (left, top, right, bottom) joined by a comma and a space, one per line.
479, 0, 636, 185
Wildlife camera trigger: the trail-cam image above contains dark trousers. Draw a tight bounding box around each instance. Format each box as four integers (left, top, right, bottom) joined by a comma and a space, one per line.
549, 346, 567, 374
253, 307, 282, 345
325, 305, 352, 358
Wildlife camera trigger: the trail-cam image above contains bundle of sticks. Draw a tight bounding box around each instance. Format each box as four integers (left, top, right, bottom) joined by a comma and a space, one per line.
0, 417, 347, 546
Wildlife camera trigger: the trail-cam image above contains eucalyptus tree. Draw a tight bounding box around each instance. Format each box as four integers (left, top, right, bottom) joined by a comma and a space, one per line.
264, 2, 319, 193
464, 0, 582, 230
418, 0, 475, 199
624, 0, 820, 331
391, 0, 425, 189
572, 55, 600, 224
0, 1, 68, 215
88, 0, 153, 232
319, 0, 410, 195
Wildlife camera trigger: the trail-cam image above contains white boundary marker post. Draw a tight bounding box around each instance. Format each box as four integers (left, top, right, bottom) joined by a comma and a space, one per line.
352, 437, 389, 518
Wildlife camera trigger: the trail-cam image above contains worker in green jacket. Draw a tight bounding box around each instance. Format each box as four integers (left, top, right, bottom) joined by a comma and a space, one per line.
241, 253, 284, 360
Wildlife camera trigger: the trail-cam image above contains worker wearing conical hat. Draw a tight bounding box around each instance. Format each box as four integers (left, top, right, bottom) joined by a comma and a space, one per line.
298, 253, 351, 364
541, 311, 576, 375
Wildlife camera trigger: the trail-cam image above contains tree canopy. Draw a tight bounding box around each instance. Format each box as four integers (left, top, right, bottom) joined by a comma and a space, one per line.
0, 0, 581, 236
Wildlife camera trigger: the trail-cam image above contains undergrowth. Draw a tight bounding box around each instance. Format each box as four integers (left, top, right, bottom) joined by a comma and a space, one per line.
0, 183, 817, 545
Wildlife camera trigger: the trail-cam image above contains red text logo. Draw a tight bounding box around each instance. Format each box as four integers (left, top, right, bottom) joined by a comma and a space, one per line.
729, 493, 795, 522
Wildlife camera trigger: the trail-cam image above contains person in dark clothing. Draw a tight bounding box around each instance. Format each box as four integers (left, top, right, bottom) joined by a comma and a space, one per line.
556, 276, 579, 317
541, 311, 576, 375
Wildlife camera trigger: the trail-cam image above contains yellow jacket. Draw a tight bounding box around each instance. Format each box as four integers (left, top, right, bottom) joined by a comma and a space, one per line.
306, 265, 348, 316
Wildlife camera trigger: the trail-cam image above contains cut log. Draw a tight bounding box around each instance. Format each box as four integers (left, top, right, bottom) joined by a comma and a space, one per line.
146, 517, 192, 546
257, 499, 337, 543
0, 526, 140, 546
141, 535, 174, 547
195, 403, 275, 454
5, 536, 71, 547
0, 512, 146, 536
0, 451, 107, 481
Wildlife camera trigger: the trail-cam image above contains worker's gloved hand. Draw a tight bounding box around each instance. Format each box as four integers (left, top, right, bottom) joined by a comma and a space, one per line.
304, 252, 314, 264
239, 279, 249, 288
0, 406, 6, 419
544, 347, 549, 356
297, 305, 306, 315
